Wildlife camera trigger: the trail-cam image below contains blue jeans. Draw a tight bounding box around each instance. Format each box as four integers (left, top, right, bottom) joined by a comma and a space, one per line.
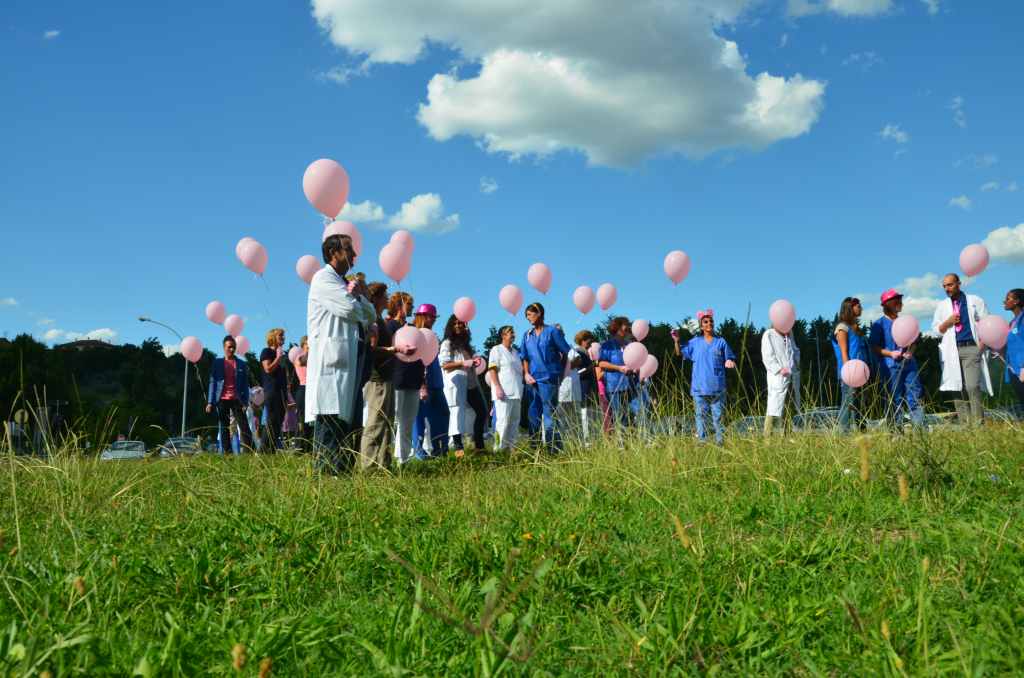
694, 393, 725, 443
608, 388, 636, 429
881, 366, 908, 432
413, 388, 450, 460
839, 382, 865, 433
534, 379, 563, 453
523, 385, 543, 437
313, 414, 354, 474
904, 363, 924, 423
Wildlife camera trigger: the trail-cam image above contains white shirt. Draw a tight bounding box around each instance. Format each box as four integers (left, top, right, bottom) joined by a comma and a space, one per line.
558, 347, 582, 402
761, 329, 800, 378
304, 266, 377, 423
930, 293, 993, 394
487, 344, 524, 400
438, 339, 471, 405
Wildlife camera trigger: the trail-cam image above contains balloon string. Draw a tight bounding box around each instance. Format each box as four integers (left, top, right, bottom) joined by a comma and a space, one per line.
673, 284, 677, 326
258, 274, 294, 338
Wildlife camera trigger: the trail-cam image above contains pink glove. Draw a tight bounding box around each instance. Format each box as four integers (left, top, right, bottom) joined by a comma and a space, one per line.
276, 347, 284, 357
1019, 370, 1024, 383
724, 359, 735, 369
779, 367, 791, 376
461, 359, 475, 368
347, 280, 358, 294
419, 384, 429, 401
618, 365, 631, 374
494, 384, 505, 400
890, 349, 902, 360
395, 345, 415, 355
525, 373, 537, 385
473, 355, 484, 366
670, 328, 680, 342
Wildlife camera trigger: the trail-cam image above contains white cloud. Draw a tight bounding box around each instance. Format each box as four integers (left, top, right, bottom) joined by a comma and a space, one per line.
480, 176, 498, 194
43, 30, 59, 39
878, 124, 909, 144
1007, 182, 1018, 193
36, 317, 55, 327
920, 0, 939, 15
779, 33, 788, 48
242, 315, 263, 322
981, 182, 1000, 191
788, 0, 893, 16
893, 148, 908, 159
313, 0, 827, 169
0, 298, 18, 307
842, 52, 884, 72
966, 152, 997, 170
821, 44, 828, 54
982, 223, 1024, 265
340, 193, 460, 233
949, 95, 966, 127
338, 199, 386, 222
163, 344, 181, 357
858, 273, 942, 324
39, 328, 120, 344
948, 195, 972, 210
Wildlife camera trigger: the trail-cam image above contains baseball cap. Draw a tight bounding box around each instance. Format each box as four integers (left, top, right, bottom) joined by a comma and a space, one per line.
414, 303, 438, 317
880, 289, 903, 305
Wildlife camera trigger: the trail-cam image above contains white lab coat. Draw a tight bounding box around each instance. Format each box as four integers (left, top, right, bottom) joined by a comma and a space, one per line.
930, 294, 993, 394
304, 266, 377, 423
439, 339, 471, 434
761, 329, 801, 417
558, 348, 582, 403
487, 344, 523, 401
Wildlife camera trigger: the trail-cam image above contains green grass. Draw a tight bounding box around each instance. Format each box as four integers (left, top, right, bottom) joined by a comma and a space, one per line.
2, 425, 1023, 677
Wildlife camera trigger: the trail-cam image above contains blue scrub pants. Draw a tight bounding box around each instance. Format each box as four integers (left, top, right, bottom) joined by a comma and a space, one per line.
533, 379, 563, 453
523, 385, 543, 437
608, 388, 636, 428
904, 362, 924, 423
839, 382, 865, 433
413, 388, 449, 460
313, 414, 354, 474
881, 366, 909, 432
694, 393, 726, 443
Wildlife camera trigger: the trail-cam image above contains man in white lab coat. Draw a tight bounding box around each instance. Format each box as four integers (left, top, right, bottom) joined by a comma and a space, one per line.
930, 273, 992, 425
306, 234, 377, 473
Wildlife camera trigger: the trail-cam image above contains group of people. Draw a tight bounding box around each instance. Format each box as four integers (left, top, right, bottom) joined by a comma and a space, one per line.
204, 232, 1024, 471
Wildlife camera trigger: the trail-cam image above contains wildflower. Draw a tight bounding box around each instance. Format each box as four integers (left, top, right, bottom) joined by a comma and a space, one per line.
898, 475, 909, 502
522, 533, 532, 540
258, 657, 273, 678
232, 643, 247, 670
73, 576, 87, 595
569, 535, 575, 540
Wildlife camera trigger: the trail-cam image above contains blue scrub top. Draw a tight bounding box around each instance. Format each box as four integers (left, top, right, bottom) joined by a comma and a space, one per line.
519, 325, 572, 382
868, 316, 919, 378
951, 294, 975, 343
598, 339, 637, 393
831, 323, 872, 378
1005, 313, 1024, 379
425, 356, 444, 389
680, 336, 735, 397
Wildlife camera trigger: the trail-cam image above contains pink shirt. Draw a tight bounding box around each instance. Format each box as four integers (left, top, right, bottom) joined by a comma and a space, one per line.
222, 358, 237, 400
296, 364, 307, 386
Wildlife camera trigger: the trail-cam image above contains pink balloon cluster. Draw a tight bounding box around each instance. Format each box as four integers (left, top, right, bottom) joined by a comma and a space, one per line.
303, 159, 350, 219
391, 230, 415, 254
640, 355, 659, 380
180, 337, 203, 363
296, 255, 321, 285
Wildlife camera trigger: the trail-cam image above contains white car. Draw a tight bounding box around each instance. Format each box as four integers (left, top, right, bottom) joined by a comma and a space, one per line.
100, 441, 147, 460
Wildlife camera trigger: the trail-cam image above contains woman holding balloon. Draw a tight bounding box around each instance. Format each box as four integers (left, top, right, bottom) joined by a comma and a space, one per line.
598, 317, 639, 431
1000, 288, 1024, 409
671, 310, 736, 444
831, 298, 872, 433
439, 315, 488, 455
410, 305, 450, 460
520, 303, 575, 453
869, 290, 920, 433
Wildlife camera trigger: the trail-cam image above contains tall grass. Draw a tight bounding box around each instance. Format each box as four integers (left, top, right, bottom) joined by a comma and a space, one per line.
2, 412, 1023, 676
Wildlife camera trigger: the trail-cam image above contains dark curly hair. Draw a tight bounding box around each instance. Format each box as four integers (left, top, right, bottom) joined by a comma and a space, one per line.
442, 314, 473, 354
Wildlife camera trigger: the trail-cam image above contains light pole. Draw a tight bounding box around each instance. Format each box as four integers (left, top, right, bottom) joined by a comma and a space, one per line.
139, 316, 188, 438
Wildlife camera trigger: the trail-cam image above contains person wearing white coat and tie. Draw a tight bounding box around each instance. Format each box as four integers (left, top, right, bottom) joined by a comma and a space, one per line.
306, 234, 378, 474
761, 325, 801, 433
930, 273, 992, 426
487, 325, 524, 451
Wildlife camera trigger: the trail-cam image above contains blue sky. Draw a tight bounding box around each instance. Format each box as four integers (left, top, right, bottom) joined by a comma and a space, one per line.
2, 0, 1022, 355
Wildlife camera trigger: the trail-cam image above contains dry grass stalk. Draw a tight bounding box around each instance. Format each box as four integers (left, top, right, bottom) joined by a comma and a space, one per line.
73, 576, 87, 595
859, 438, 870, 483
231, 643, 247, 670
258, 657, 272, 678
881, 620, 890, 641
922, 557, 930, 572
899, 475, 909, 502
671, 514, 691, 549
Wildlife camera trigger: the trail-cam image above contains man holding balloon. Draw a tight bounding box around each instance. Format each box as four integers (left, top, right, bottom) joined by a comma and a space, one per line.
931, 274, 993, 426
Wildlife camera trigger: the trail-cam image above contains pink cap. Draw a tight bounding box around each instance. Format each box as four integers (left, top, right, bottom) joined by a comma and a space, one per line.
414, 303, 438, 317
880, 289, 903, 305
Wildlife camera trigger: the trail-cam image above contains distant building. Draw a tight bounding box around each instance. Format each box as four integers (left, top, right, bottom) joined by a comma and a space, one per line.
56, 339, 115, 351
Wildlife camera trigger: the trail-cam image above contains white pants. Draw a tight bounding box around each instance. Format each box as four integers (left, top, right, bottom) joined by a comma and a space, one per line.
766, 373, 800, 417
558, 402, 583, 440
393, 389, 421, 465
581, 406, 602, 442
493, 397, 521, 450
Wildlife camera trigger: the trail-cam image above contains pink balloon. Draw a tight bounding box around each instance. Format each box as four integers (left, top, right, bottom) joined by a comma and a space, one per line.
224, 315, 244, 338
632, 319, 649, 342
235, 335, 250, 355
891, 315, 921, 349
250, 387, 264, 407
322, 221, 363, 255
235, 237, 254, 261
574, 286, 595, 315
303, 159, 350, 219
485, 372, 494, 388
528, 263, 552, 294
390, 230, 415, 255
418, 329, 439, 365
454, 297, 476, 322
623, 342, 648, 371
296, 255, 321, 285
475, 358, 486, 376
588, 343, 600, 360
379, 243, 411, 283
640, 354, 659, 379
394, 326, 425, 362
500, 285, 523, 315
206, 301, 226, 325
841, 359, 870, 388
768, 300, 796, 335
977, 314, 1009, 349
240, 241, 267, 275
960, 244, 990, 278
289, 346, 303, 365
597, 284, 617, 311
664, 251, 691, 285
180, 337, 203, 363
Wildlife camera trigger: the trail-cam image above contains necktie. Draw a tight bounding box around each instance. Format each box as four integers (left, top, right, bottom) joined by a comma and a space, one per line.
954, 298, 963, 333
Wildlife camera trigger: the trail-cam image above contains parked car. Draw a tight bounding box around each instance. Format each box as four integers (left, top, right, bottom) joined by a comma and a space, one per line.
158, 437, 202, 457
100, 441, 147, 460
650, 415, 696, 437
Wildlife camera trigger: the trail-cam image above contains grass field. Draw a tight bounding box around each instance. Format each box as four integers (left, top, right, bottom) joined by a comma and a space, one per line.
1, 425, 1023, 677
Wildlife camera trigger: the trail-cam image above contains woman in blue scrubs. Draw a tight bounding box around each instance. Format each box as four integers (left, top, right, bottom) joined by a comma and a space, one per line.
519, 302, 573, 453
597, 317, 639, 431
831, 297, 872, 432
1001, 288, 1024, 409
868, 289, 919, 433
671, 310, 736, 444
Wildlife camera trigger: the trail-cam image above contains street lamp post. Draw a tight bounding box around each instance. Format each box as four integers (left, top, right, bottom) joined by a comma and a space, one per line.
139, 316, 188, 438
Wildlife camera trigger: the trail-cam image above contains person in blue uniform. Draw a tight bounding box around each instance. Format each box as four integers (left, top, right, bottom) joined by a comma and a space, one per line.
519, 302, 573, 453
408, 304, 449, 460
671, 309, 736, 443
597, 317, 639, 431
831, 297, 872, 433
869, 289, 919, 433
1000, 288, 1024, 410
